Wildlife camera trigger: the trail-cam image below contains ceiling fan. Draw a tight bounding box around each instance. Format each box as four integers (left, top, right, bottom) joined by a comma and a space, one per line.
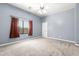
40, 5, 44, 10
39, 4, 47, 15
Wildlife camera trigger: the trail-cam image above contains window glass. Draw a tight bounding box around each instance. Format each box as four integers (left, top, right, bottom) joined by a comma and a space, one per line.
19, 20, 22, 28
19, 20, 28, 34
24, 21, 28, 28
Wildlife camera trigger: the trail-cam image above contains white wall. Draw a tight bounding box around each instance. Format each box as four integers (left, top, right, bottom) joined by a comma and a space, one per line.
42, 8, 75, 42
0, 3, 78, 44
0, 4, 42, 44
75, 4, 79, 43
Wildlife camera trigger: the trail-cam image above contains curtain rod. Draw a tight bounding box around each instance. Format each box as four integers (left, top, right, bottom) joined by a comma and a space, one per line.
10, 15, 28, 19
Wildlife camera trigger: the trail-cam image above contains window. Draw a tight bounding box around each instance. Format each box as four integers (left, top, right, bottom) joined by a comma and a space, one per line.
19, 20, 28, 34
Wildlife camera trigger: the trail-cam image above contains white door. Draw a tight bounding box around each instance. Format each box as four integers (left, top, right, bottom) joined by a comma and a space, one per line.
42, 22, 47, 37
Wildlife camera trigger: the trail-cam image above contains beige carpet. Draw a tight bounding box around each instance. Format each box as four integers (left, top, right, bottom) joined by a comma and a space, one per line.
0, 38, 79, 56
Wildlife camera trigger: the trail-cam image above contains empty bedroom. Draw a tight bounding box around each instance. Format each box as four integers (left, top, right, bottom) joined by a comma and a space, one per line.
0, 3, 79, 56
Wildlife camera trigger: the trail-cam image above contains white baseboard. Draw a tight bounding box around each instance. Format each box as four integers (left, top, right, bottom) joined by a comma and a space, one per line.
44, 37, 79, 46
0, 36, 79, 47
0, 40, 22, 47
75, 44, 79, 46
44, 37, 76, 44
0, 36, 41, 47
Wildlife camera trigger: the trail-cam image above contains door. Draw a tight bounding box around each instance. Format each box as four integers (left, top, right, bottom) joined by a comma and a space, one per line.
42, 22, 47, 37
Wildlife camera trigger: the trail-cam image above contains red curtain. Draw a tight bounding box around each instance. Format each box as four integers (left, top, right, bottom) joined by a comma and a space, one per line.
10, 17, 20, 38
28, 20, 33, 36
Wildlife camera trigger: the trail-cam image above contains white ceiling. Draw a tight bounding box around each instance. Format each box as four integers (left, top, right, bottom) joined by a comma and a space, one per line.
10, 3, 75, 17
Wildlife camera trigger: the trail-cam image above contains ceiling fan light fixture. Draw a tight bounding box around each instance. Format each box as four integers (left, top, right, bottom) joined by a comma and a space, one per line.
40, 6, 44, 10
43, 9, 47, 14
